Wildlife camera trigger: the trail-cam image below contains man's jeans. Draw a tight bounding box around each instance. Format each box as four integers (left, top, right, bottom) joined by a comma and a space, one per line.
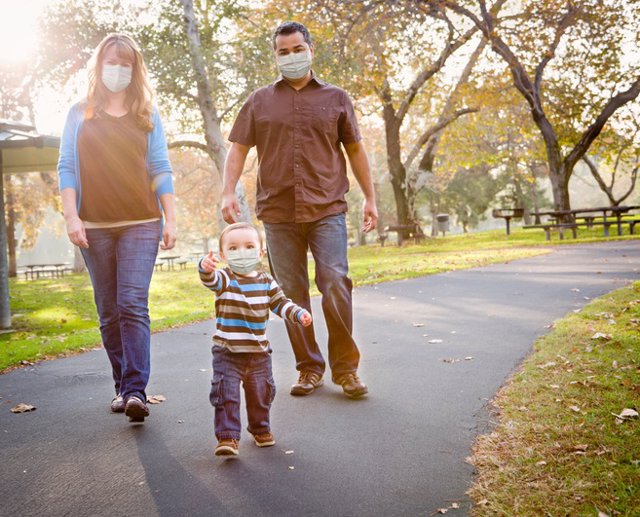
263, 213, 360, 377
210, 346, 276, 440
81, 221, 160, 402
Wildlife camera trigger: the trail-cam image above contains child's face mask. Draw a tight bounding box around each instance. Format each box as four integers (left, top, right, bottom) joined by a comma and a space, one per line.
225, 248, 261, 275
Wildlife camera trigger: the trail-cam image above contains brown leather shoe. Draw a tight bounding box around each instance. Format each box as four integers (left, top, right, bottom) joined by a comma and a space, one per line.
290, 370, 324, 396
215, 439, 239, 456
125, 396, 150, 422
332, 372, 368, 399
253, 432, 276, 447
110, 395, 125, 413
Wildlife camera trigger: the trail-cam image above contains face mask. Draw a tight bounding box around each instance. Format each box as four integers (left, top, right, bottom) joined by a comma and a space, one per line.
276, 49, 312, 80
102, 64, 132, 93
225, 248, 261, 275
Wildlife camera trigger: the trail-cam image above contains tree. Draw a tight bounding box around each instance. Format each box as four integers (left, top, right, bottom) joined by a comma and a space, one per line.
429, 0, 640, 215
581, 109, 639, 207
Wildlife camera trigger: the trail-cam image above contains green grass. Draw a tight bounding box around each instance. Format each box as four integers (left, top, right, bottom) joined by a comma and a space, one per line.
468, 281, 640, 516
3, 226, 638, 371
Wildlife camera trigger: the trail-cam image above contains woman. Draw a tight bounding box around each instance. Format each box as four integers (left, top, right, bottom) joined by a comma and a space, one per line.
57, 33, 177, 423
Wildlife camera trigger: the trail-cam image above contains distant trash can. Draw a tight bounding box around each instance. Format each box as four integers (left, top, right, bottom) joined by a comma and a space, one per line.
436, 214, 450, 235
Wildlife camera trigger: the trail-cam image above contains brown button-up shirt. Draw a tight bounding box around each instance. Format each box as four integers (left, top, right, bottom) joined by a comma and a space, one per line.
229, 73, 362, 223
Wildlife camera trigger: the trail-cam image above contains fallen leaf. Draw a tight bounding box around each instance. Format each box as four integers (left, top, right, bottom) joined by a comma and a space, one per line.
429, 339, 443, 344
613, 408, 639, 420
571, 288, 580, 292
591, 332, 612, 340
288, 466, 295, 470
464, 356, 473, 361
442, 358, 460, 364
569, 406, 581, 413
412, 323, 425, 327
450, 503, 460, 509
147, 395, 166, 404
598, 511, 610, 517
437, 509, 448, 515
572, 444, 588, 452
477, 499, 488, 506
536, 460, 547, 466
177, 419, 184, 424
285, 450, 294, 455
10, 403, 36, 413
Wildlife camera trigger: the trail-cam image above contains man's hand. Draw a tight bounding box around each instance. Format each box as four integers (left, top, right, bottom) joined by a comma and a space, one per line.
200, 250, 219, 273
221, 192, 240, 224
65, 216, 89, 248
362, 198, 378, 233
160, 220, 177, 250
299, 310, 313, 327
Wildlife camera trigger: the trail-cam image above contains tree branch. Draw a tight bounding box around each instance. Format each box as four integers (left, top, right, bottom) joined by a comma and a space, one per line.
168, 140, 209, 153
534, 5, 579, 98
565, 76, 640, 172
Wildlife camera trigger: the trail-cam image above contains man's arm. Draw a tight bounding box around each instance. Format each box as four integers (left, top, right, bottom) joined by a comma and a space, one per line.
344, 141, 378, 233
221, 142, 251, 223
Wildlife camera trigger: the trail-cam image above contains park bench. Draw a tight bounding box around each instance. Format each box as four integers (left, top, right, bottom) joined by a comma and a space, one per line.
382, 224, 424, 246
176, 258, 189, 270
524, 205, 640, 240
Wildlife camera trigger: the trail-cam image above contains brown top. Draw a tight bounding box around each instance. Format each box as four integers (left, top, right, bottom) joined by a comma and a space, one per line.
78, 111, 160, 222
229, 73, 361, 223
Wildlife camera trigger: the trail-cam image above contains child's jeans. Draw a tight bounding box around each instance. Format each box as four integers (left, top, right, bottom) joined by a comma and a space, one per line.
210, 345, 276, 440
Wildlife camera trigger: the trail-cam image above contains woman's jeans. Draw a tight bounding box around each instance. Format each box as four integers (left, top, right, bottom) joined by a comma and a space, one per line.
81, 221, 160, 402
263, 213, 360, 378
210, 346, 276, 440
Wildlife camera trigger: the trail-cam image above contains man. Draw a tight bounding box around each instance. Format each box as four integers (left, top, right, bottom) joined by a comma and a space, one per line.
221, 21, 378, 399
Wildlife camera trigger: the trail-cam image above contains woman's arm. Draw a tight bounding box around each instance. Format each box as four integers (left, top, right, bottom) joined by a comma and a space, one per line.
61, 188, 88, 248
159, 193, 177, 250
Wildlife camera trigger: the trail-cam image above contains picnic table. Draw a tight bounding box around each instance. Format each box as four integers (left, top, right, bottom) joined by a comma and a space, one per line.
525, 205, 640, 240
158, 255, 181, 271
23, 263, 71, 280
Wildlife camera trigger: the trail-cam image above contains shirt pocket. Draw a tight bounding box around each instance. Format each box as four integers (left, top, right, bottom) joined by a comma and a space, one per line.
312, 105, 339, 137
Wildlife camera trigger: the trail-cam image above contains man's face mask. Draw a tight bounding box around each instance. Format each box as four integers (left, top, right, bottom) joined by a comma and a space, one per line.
276, 49, 312, 80
225, 248, 261, 275
102, 64, 132, 93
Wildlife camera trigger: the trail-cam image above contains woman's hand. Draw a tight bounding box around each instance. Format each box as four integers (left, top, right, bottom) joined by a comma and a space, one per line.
160, 220, 177, 250
66, 216, 89, 248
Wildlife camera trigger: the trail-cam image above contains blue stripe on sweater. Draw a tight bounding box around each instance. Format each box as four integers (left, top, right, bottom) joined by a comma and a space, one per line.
216, 318, 267, 330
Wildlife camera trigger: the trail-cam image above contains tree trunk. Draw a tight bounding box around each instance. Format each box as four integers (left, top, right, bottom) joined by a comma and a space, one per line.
180, 0, 251, 224
5, 176, 16, 278
73, 246, 86, 273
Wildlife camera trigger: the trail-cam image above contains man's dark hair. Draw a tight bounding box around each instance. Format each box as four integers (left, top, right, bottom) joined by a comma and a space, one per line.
272, 21, 312, 49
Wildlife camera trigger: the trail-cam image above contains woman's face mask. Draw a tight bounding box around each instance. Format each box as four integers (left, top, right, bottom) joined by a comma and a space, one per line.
102, 64, 132, 93
225, 248, 261, 275
276, 49, 312, 80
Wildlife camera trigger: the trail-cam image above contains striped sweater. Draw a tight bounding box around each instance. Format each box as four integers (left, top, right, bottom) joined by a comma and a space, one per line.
199, 266, 305, 353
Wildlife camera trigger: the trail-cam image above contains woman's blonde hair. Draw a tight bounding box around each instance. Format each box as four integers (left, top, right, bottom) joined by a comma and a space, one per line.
86, 33, 154, 131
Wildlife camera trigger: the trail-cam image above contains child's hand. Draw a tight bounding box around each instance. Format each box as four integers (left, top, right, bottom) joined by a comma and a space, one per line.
299, 310, 312, 327
200, 250, 219, 273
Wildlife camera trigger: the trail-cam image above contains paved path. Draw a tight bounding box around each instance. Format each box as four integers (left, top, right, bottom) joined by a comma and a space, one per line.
1, 240, 638, 517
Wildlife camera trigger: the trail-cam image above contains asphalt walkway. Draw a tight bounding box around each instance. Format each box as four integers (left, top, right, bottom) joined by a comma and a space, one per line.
1, 240, 638, 517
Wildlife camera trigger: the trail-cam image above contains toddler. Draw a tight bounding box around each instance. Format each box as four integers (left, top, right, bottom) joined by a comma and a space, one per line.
199, 222, 312, 456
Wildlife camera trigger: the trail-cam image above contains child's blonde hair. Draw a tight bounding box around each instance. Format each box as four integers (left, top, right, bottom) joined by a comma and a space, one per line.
219, 222, 263, 250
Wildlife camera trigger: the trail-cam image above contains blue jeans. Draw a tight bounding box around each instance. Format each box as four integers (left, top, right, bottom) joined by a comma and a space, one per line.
81, 221, 160, 402
263, 213, 360, 377
210, 346, 276, 440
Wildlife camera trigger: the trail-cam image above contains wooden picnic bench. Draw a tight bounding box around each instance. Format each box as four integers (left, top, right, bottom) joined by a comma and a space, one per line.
382, 224, 424, 246
524, 205, 640, 240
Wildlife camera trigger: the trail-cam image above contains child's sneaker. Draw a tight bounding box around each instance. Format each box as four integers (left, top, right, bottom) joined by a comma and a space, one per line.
253, 432, 276, 447
215, 439, 239, 456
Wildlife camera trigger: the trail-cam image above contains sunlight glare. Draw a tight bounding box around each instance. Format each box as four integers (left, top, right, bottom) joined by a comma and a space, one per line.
0, 1, 45, 64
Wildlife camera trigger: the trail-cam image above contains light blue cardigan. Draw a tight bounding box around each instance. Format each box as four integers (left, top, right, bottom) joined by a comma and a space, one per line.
57, 102, 174, 213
